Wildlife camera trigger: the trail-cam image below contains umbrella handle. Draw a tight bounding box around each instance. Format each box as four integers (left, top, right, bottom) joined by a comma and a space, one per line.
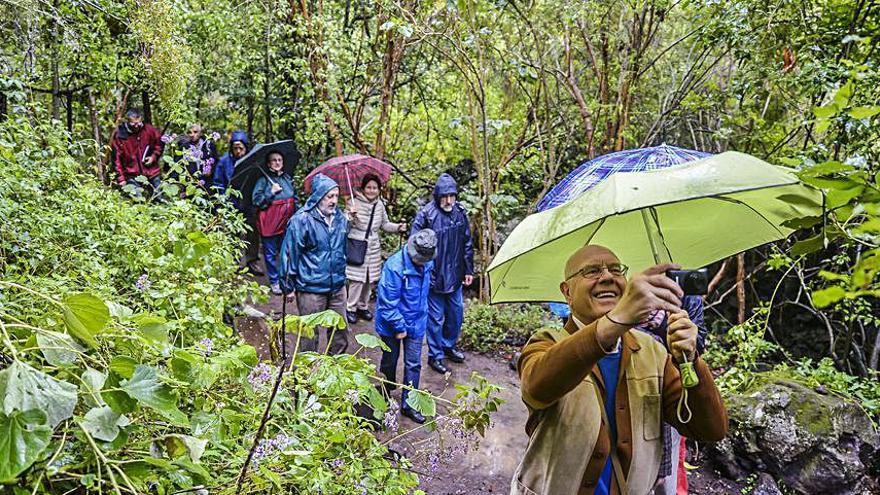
344, 166, 354, 197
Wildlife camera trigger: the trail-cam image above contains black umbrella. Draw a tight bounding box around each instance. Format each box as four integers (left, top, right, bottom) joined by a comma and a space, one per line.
230, 140, 300, 210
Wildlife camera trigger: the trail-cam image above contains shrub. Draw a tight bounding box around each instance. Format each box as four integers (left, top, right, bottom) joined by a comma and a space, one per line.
459, 301, 552, 354
0, 119, 501, 494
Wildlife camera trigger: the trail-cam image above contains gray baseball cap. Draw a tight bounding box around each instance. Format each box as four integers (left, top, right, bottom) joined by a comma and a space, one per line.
407, 229, 437, 265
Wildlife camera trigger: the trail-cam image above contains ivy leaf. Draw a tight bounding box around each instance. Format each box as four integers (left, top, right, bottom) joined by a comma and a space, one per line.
0, 409, 52, 483
0, 361, 78, 428
405, 389, 436, 417
811, 286, 847, 308
36, 330, 84, 366
62, 293, 110, 348
121, 365, 189, 426
80, 406, 130, 442
355, 333, 391, 352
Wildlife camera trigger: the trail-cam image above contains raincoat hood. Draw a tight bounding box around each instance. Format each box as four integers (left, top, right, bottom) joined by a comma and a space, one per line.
304, 173, 340, 211
433, 173, 458, 205
229, 130, 249, 149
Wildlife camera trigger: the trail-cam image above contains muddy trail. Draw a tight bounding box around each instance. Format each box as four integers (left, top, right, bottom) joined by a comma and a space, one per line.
236, 289, 746, 495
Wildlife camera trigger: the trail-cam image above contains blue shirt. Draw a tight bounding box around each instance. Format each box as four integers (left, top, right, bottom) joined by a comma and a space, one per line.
595, 346, 622, 495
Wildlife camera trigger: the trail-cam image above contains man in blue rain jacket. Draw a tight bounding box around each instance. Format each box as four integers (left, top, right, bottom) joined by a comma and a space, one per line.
375, 229, 437, 424
280, 173, 350, 356
411, 173, 475, 374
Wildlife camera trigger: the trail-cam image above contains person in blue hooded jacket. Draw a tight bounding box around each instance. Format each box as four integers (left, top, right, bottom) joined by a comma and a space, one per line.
279, 173, 350, 355
375, 229, 437, 424
411, 173, 475, 375
212, 131, 263, 276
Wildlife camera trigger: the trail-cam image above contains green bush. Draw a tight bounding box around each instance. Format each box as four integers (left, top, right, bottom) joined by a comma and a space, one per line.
459, 301, 552, 354
0, 119, 501, 494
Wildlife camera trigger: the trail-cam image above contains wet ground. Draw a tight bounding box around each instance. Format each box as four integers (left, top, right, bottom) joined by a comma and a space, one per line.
236, 281, 747, 494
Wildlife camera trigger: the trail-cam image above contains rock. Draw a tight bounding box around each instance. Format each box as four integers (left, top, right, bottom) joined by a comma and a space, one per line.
706, 376, 880, 495
752, 472, 782, 495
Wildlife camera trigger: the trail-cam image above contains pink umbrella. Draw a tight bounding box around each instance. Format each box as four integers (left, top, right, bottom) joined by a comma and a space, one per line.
303, 154, 393, 198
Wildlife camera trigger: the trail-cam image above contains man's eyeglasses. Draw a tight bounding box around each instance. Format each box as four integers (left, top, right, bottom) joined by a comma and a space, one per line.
565, 263, 629, 281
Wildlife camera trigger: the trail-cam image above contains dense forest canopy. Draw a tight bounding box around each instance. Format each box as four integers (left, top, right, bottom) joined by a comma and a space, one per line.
1, 0, 879, 493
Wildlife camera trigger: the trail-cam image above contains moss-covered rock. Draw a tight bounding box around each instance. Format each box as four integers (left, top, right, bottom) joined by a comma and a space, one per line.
707, 376, 879, 494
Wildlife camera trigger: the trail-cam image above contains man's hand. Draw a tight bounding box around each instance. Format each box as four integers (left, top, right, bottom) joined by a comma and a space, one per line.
464, 274, 474, 286
607, 263, 683, 324
666, 311, 698, 363
271, 183, 282, 195
398, 222, 408, 233
395, 331, 407, 340
144, 156, 155, 166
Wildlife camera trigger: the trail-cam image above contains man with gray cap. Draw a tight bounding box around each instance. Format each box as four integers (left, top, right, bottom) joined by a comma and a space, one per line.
375, 229, 437, 424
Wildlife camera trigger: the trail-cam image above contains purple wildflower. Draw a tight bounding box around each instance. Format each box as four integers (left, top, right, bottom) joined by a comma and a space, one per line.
345, 389, 360, 403
196, 338, 214, 356
161, 134, 174, 144
252, 432, 294, 466
383, 402, 399, 432
184, 148, 204, 162
135, 273, 151, 291
330, 458, 345, 474
211, 131, 221, 142
248, 362, 273, 390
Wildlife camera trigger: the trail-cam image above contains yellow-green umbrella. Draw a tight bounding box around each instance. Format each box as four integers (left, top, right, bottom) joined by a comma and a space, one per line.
488, 151, 823, 303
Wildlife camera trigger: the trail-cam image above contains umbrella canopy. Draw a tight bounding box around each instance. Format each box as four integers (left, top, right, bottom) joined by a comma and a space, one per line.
488, 151, 823, 303
230, 140, 300, 210
537, 144, 712, 211
304, 154, 392, 198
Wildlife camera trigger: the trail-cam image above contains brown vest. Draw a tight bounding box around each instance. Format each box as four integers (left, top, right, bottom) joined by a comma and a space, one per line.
510, 328, 667, 495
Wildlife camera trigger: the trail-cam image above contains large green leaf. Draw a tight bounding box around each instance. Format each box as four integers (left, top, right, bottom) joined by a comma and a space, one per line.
355, 333, 391, 352
102, 372, 137, 415
36, 330, 85, 366
61, 293, 110, 348
0, 361, 78, 428
121, 365, 188, 426
80, 406, 130, 442
0, 410, 52, 483
405, 389, 436, 417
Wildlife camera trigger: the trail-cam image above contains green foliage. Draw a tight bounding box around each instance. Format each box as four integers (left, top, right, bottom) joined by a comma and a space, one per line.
459, 301, 550, 354
0, 119, 502, 493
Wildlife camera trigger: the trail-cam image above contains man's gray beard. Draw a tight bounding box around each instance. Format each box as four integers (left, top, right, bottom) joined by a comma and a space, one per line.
319, 204, 335, 217
441, 205, 454, 212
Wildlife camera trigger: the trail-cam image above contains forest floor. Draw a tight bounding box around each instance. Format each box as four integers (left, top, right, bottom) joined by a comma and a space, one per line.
237, 282, 748, 495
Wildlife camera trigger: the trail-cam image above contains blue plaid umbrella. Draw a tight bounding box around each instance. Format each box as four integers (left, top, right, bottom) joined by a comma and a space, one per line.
536, 144, 712, 212
536, 144, 712, 316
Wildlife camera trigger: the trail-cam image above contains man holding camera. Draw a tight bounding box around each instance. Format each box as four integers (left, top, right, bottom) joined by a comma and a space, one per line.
511, 244, 727, 495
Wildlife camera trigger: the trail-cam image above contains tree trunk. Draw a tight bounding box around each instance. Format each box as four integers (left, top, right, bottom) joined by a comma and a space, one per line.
141, 90, 153, 124
87, 90, 107, 184
375, 31, 405, 159
65, 93, 73, 134
263, 10, 273, 142
0, 91, 7, 123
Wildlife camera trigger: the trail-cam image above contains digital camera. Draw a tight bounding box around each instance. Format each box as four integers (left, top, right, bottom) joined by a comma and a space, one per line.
666, 268, 708, 296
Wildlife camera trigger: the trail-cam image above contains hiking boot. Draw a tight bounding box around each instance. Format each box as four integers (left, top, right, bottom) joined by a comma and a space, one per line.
246, 260, 264, 276
346, 311, 358, 324
428, 358, 449, 374
401, 407, 426, 424
356, 308, 373, 321
270, 283, 282, 295
444, 347, 465, 363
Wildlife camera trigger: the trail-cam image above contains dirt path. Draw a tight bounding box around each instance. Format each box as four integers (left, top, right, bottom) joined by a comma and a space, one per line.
237, 289, 743, 495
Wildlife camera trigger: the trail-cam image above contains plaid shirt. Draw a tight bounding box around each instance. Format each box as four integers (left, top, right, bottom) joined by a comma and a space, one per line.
634, 295, 707, 478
